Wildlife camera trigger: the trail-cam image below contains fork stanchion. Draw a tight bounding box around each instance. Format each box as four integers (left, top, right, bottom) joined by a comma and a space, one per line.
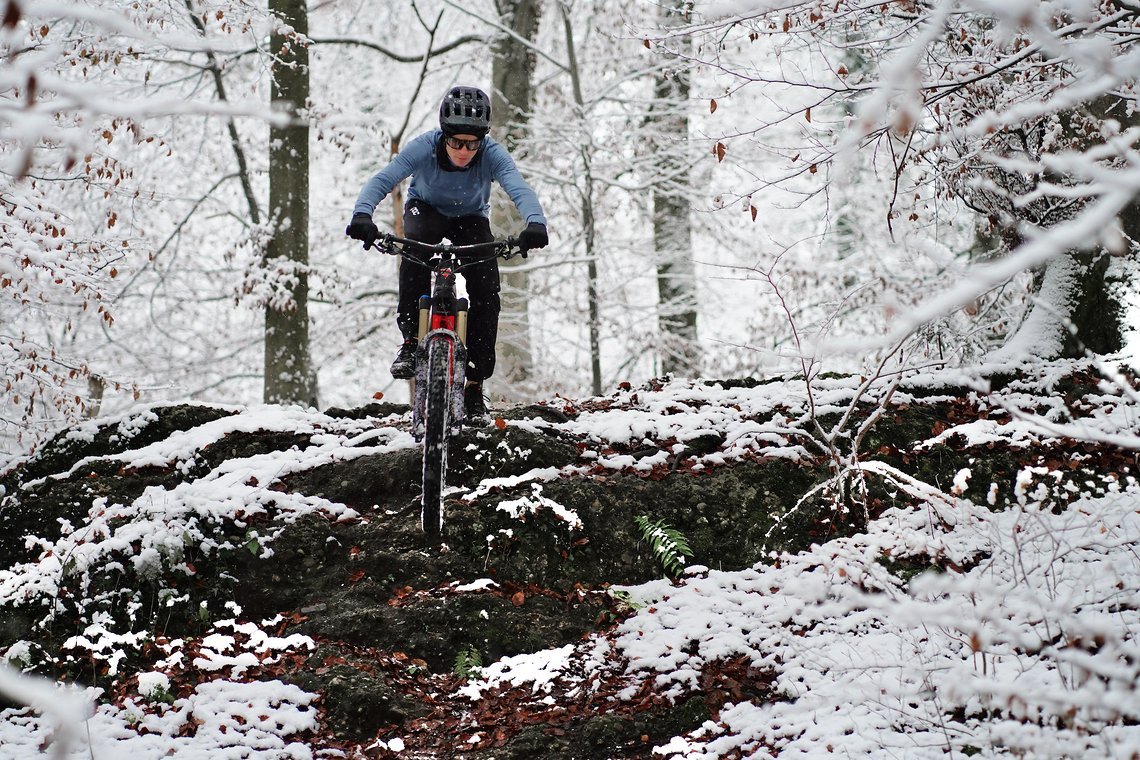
416, 296, 431, 340
456, 297, 469, 345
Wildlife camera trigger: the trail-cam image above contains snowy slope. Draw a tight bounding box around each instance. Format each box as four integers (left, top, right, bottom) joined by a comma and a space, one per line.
1, 359, 1138, 758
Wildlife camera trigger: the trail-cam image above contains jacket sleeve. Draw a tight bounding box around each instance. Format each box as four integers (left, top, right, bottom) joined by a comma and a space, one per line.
486, 143, 547, 226
352, 135, 432, 216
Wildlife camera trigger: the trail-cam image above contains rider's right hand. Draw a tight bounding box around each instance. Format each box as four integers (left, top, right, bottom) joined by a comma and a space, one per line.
345, 212, 379, 246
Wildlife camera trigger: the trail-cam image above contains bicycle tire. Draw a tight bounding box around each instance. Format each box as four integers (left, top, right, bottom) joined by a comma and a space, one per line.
421, 337, 453, 542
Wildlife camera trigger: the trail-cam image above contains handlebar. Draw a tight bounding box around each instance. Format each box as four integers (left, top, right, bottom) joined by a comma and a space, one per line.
365, 232, 527, 265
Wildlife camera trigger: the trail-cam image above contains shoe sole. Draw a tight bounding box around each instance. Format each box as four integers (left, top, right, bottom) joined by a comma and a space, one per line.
390, 361, 415, 379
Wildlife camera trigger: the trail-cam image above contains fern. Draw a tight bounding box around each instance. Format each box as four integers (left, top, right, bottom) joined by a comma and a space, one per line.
453, 644, 483, 679
635, 515, 693, 579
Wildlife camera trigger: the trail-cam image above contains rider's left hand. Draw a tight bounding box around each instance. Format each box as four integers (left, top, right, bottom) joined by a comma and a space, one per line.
519, 222, 548, 252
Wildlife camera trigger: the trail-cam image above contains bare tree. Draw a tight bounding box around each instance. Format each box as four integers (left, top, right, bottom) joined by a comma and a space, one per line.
649, 0, 699, 377
0, 0, 279, 448
659, 0, 1140, 362
557, 0, 602, 396
263, 0, 315, 405
490, 0, 544, 393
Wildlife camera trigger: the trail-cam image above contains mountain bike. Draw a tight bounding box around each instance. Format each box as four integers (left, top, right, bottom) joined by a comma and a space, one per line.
367, 232, 524, 543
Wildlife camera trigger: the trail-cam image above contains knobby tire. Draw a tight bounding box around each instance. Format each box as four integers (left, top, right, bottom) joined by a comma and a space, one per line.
421, 338, 452, 543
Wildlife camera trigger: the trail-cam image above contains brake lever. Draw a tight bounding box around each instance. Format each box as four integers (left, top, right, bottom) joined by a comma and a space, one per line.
365, 234, 397, 254
504, 237, 527, 260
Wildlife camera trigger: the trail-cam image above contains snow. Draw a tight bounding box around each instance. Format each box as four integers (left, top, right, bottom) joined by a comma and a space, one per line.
462, 364, 1140, 758
452, 578, 499, 592
0, 667, 90, 759
606, 481, 1140, 758
2, 360, 1140, 757
2, 612, 322, 758
27, 404, 397, 486
136, 670, 170, 700
496, 483, 583, 529
457, 644, 578, 700
367, 736, 405, 754
0, 679, 318, 759
0, 405, 413, 617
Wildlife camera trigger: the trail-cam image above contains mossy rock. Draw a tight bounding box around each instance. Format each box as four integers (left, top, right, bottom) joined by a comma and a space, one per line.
5, 404, 237, 488
287, 645, 428, 739
474, 695, 710, 759
282, 448, 423, 512
297, 589, 607, 673
323, 401, 410, 420
447, 459, 824, 588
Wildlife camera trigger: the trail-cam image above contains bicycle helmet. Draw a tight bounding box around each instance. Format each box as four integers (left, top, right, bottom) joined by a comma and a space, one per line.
439, 86, 492, 137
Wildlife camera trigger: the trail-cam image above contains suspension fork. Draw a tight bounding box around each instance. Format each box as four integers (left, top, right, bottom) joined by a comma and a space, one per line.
412, 263, 470, 434
423, 269, 470, 348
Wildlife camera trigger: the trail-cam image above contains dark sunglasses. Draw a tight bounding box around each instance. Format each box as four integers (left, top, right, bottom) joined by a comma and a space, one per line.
444, 135, 482, 151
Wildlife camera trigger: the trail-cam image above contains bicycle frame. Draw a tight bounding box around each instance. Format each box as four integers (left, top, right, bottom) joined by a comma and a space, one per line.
371, 233, 520, 425
367, 232, 522, 542
411, 258, 470, 438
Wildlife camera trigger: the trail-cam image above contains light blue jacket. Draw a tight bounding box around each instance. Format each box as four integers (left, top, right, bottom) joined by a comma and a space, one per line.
353, 129, 546, 225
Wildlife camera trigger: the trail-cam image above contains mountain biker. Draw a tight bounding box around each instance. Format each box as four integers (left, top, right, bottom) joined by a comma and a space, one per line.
345, 85, 549, 422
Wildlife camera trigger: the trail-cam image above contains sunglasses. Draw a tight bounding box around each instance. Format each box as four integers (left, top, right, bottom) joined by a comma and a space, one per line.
444, 135, 482, 151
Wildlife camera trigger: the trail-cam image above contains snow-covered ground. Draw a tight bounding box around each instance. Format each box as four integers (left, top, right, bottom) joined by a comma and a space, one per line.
2, 359, 1138, 758
625, 485, 1140, 758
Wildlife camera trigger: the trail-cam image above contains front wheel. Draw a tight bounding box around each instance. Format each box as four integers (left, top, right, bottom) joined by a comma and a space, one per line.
421, 337, 453, 543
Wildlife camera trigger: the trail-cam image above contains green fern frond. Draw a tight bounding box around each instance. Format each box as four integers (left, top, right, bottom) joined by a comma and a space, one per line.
635, 515, 693, 579
453, 644, 483, 679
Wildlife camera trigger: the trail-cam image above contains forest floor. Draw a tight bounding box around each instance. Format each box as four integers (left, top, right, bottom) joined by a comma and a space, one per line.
1, 357, 1138, 758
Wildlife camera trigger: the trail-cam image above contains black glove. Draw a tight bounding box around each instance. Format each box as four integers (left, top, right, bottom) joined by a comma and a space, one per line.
518, 222, 548, 252
345, 212, 379, 246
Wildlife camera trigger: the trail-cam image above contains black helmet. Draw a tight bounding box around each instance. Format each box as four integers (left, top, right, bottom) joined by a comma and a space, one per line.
439, 86, 492, 137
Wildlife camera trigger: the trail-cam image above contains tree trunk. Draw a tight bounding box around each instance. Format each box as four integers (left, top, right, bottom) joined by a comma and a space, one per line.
264, 0, 316, 405
994, 94, 1134, 361
652, 0, 699, 377
1058, 249, 1126, 357
490, 0, 542, 395
1059, 94, 1137, 357
558, 4, 602, 396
